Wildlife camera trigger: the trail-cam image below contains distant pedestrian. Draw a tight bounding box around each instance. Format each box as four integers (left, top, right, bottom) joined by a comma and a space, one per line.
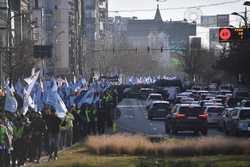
65, 111, 74, 147
46, 108, 61, 161
30, 112, 46, 163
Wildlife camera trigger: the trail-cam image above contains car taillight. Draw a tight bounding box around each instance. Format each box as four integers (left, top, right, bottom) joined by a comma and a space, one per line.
198, 112, 208, 120
176, 113, 186, 120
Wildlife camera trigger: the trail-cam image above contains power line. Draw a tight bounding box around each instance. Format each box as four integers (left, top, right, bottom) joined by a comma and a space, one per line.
109, 0, 242, 13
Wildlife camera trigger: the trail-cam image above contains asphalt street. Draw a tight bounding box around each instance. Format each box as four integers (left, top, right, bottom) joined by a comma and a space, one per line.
116, 98, 224, 138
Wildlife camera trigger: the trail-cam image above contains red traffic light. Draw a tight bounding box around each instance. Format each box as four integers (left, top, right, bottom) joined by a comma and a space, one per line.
219, 28, 232, 41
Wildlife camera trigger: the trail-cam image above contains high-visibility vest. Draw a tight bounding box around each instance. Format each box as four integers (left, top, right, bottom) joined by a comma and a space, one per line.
85, 109, 90, 123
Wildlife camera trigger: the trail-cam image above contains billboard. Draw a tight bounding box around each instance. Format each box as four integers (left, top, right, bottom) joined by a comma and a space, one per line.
217, 15, 229, 27
200, 16, 217, 27
200, 15, 229, 27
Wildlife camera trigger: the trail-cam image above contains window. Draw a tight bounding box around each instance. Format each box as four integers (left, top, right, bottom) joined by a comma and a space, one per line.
231, 110, 238, 117
239, 110, 250, 119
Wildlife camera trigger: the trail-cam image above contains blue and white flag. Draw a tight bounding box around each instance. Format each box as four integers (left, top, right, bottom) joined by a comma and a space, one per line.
23, 71, 40, 114
15, 79, 24, 97
44, 78, 67, 119
4, 84, 18, 113
77, 87, 95, 108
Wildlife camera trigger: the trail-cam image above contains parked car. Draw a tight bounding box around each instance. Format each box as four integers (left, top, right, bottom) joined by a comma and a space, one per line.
218, 108, 233, 131
165, 104, 208, 135
205, 106, 225, 124
224, 107, 250, 136
147, 101, 170, 120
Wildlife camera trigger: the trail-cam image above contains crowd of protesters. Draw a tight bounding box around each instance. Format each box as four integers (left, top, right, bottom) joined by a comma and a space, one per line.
0, 87, 118, 167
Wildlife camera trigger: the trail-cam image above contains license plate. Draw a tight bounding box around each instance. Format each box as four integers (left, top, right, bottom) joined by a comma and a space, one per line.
188, 117, 197, 120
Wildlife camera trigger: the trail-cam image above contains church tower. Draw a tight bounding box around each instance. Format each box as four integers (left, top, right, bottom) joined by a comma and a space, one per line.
154, 4, 163, 22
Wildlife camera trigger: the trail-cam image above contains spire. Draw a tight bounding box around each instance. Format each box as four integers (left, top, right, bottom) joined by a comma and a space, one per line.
154, 4, 163, 22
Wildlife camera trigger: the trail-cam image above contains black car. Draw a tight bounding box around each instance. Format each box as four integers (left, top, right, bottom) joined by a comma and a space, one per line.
165, 104, 208, 135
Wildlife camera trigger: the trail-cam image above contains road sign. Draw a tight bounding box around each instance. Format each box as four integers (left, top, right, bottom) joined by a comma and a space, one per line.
219, 28, 232, 41
33, 45, 52, 58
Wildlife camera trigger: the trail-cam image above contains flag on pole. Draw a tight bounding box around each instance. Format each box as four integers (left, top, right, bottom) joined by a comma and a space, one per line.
15, 79, 24, 97
23, 71, 40, 114
4, 84, 18, 113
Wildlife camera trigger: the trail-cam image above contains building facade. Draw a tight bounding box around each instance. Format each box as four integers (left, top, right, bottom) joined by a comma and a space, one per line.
31, 0, 84, 76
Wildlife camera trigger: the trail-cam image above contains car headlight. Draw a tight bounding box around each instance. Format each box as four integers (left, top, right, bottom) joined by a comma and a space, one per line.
238, 122, 248, 130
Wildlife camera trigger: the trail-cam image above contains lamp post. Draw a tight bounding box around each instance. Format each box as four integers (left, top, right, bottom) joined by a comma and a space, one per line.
231, 12, 248, 28
231, 1, 250, 28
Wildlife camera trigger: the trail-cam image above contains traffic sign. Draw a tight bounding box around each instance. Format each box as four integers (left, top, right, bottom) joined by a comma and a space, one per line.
219, 28, 232, 41
33, 45, 52, 58
219, 27, 249, 42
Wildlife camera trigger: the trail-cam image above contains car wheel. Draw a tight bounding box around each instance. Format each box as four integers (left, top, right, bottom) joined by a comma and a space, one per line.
224, 124, 230, 136
194, 130, 199, 136
201, 129, 208, 136
165, 124, 170, 134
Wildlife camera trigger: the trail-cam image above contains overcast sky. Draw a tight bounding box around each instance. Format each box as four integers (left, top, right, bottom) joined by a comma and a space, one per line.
109, 0, 247, 25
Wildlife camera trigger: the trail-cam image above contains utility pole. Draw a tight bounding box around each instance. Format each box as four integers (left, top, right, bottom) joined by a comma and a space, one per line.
7, 0, 12, 84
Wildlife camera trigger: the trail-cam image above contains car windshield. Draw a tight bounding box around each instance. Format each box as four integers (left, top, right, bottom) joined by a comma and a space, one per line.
239, 110, 250, 119
150, 95, 162, 100
243, 101, 250, 107
179, 106, 203, 116
153, 103, 168, 110
207, 107, 224, 113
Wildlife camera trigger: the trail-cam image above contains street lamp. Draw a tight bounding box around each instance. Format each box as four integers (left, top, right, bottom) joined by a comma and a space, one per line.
231, 12, 248, 28
244, 1, 250, 6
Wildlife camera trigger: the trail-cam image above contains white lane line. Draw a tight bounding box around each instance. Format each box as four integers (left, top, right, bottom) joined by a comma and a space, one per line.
117, 105, 146, 108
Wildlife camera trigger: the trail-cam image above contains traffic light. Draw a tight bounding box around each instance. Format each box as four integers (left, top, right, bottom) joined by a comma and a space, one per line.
219, 27, 250, 42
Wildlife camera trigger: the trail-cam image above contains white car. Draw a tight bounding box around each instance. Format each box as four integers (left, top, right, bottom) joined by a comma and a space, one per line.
146, 93, 163, 106
205, 106, 225, 124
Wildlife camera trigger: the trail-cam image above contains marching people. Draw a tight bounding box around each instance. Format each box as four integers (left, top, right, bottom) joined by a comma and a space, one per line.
45, 107, 61, 161
102, 91, 114, 129
0, 76, 119, 166
0, 114, 8, 167
71, 105, 81, 144
96, 95, 105, 134
65, 110, 74, 147
29, 112, 46, 163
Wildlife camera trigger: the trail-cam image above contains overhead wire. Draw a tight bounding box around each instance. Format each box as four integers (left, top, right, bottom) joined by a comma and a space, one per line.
109, 0, 242, 13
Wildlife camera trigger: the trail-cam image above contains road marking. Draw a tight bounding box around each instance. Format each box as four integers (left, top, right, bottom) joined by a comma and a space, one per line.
117, 105, 146, 108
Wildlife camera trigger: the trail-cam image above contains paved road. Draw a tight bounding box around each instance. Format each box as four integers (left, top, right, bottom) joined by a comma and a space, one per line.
116, 98, 224, 138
